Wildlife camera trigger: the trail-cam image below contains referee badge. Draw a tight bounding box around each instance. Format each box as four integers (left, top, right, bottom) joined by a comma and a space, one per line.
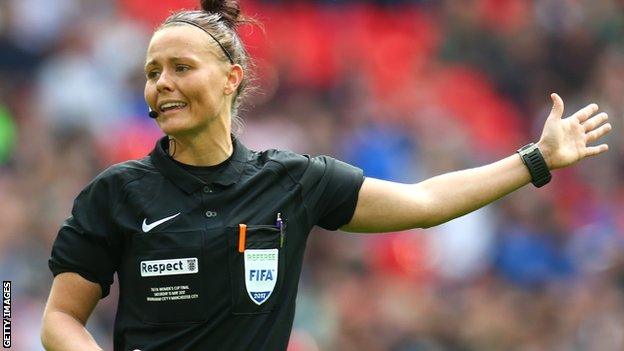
244, 249, 279, 305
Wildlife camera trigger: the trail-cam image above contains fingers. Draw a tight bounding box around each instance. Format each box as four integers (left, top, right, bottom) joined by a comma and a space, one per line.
549, 93, 564, 119
584, 144, 609, 157
585, 122, 612, 143
572, 103, 599, 123
582, 112, 609, 133
582, 107, 611, 159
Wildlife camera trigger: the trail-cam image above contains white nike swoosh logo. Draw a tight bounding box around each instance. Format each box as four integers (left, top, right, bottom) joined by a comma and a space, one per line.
142, 212, 181, 233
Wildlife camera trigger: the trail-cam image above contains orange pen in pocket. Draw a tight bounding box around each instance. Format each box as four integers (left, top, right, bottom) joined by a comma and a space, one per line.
238, 224, 247, 253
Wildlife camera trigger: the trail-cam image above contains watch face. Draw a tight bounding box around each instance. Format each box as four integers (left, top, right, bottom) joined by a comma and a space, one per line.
518, 143, 534, 154
519, 143, 536, 154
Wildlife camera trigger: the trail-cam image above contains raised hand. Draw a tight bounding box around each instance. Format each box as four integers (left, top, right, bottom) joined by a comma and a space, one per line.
537, 93, 611, 170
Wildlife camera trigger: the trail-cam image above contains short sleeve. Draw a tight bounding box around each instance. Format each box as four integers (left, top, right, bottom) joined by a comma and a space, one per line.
48, 172, 121, 298
300, 156, 364, 231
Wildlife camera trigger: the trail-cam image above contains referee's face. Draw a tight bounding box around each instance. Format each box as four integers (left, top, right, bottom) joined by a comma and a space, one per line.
144, 26, 233, 138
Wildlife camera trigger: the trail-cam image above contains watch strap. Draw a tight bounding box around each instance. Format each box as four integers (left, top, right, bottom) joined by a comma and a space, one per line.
517, 143, 552, 188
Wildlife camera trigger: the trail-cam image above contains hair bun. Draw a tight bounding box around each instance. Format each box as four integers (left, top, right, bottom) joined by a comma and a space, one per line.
200, 0, 241, 28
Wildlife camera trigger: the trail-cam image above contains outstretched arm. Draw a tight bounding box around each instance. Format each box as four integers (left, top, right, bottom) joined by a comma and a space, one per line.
342, 93, 611, 233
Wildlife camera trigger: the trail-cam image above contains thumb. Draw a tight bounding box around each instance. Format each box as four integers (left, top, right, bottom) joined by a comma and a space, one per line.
549, 93, 564, 119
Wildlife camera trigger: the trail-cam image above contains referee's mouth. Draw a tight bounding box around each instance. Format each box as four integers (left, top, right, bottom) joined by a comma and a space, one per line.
159, 101, 188, 114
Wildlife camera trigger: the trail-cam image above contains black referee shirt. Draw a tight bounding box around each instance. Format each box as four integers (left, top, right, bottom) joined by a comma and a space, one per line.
49, 136, 364, 351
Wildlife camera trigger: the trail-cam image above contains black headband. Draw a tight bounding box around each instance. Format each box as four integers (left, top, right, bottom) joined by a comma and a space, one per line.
168, 19, 235, 64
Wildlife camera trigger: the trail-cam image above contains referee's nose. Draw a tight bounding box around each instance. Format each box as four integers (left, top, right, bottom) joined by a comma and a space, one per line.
156, 70, 175, 93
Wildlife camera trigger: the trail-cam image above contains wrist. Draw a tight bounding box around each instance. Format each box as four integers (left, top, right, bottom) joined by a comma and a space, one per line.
536, 140, 554, 170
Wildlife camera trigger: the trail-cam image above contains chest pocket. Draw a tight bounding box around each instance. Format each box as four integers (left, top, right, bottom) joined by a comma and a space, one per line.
227, 225, 287, 314
131, 228, 228, 325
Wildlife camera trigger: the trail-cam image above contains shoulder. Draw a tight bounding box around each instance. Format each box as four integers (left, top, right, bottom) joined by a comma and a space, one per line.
250, 147, 354, 184
233, 148, 311, 188
80, 156, 157, 198
248, 148, 313, 177
258, 148, 310, 167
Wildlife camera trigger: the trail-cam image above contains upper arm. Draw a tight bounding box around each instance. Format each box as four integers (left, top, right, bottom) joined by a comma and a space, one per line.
49, 170, 122, 298
43, 272, 101, 325
341, 177, 432, 233
299, 155, 365, 231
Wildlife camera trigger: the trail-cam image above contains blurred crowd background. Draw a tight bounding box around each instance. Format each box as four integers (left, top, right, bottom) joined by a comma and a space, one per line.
1, 0, 623, 350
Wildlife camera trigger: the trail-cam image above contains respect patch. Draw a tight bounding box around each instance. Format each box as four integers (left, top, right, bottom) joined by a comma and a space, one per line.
140, 258, 198, 277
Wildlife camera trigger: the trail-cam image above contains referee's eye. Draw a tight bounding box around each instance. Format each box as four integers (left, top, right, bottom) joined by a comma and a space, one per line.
175, 65, 190, 73
146, 70, 161, 80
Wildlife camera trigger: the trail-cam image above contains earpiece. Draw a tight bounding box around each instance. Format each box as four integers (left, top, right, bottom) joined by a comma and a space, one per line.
148, 109, 158, 118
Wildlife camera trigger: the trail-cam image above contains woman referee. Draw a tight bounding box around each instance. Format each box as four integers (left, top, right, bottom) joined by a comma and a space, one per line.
41, 0, 611, 350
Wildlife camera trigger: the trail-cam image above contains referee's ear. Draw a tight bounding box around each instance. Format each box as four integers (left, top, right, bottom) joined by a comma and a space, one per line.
224, 64, 244, 96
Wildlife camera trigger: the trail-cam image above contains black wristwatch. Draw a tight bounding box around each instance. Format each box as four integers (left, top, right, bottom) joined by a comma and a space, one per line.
517, 143, 552, 188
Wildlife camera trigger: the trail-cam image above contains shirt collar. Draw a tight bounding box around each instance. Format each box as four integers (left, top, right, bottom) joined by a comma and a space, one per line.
150, 135, 251, 194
